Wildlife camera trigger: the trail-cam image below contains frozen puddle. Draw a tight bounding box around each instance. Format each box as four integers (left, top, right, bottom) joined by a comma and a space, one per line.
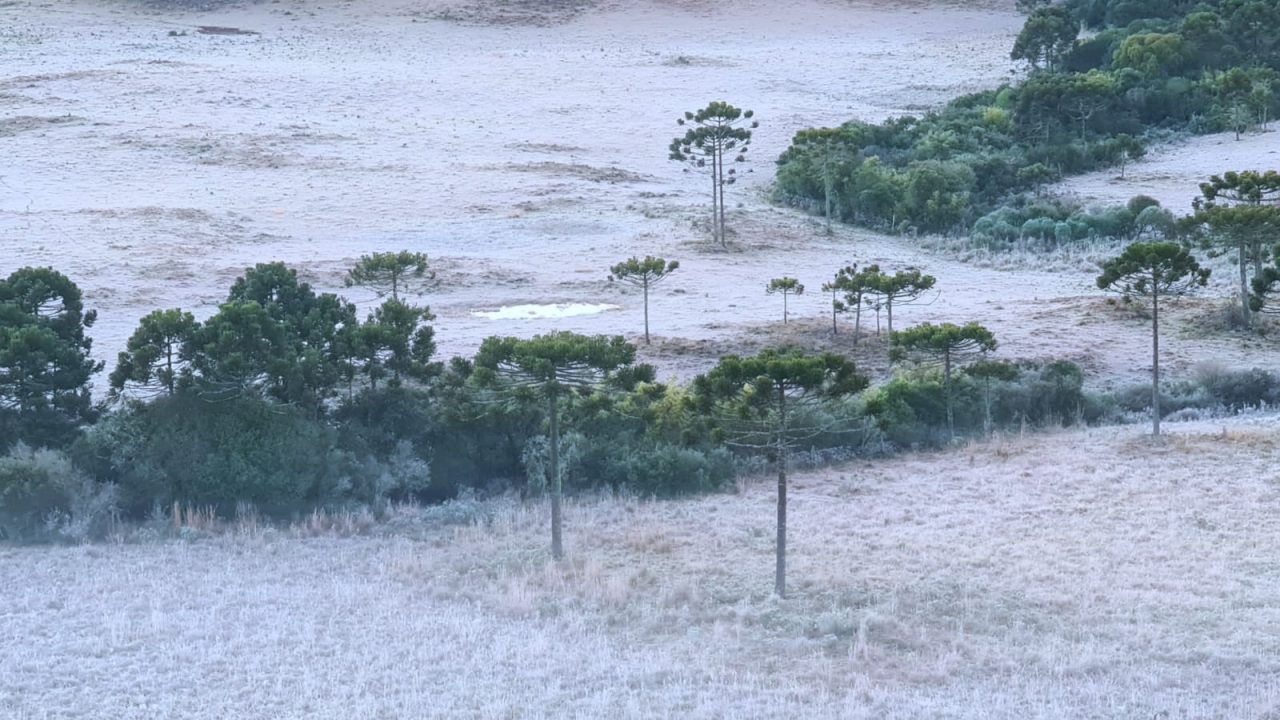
473, 303, 619, 320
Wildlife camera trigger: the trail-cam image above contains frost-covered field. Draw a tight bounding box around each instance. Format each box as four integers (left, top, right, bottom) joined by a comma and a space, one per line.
3, 419, 1280, 719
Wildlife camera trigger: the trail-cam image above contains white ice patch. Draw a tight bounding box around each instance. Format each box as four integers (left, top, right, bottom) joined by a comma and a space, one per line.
473, 303, 619, 320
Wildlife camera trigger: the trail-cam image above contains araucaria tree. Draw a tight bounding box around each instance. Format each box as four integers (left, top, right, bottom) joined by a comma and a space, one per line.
345, 251, 434, 302
0, 267, 102, 450
1097, 243, 1209, 436
878, 268, 937, 342
475, 332, 636, 560
670, 101, 757, 248
110, 309, 199, 398
891, 322, 997, 440
694, 349, 867, 597
766, 277, 804, 324
1188, 171, 1280, 328
609, 256, 679, 345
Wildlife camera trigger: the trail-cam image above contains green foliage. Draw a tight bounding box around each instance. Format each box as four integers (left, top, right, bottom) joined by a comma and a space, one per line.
670, 101, 758, 247
0, 267, 101, 451
0, 443, 116, 542
351, 299, 439, 387
867, 360, 1092, 447
585, 442, 734, 497
1096, 242, 1211, 297
345, 251, 433, 301
476, 332, 636, 395
1012, 5, 1079, 72
85, 394, 356, 518
110, 308, 198, 398
776, 0, 1280, 243
891, 322, 997, 438
765, 277, 805, 323
891, 322, 997, 363
188, 262, 358, 411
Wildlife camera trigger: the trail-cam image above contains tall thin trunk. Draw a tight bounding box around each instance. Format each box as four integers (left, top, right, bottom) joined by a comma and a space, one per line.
548, 392, 564, 559
823, 162, 834, 235
783, 292, 789, 324
718, 147, 728, 247
775, 386, 787, 598
1151, 284, 1161, 437
643, 280, 651, 345
165, 344, 175, 395
886, 296, 894, 351
853, 295, 862, 346
944, 348, 954, 441
710, 150, 720, 246
1239, 241, 1252, 327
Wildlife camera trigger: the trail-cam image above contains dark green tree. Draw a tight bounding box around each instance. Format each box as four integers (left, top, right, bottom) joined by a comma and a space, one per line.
1189, 171, 1280, 327
766, 277, 805, 324
891, 322, 997, 440
1097, 243, 1209, 436
609, 256, 680, 345
693, 348, 867, 597
1011, 6, 1078, 72
344, 251, 433, 302
0, 268, 101, 450
109, 309, 199, 398
189, 263, 358, 412
670, 101, 758, 247
358, 299, 439, 387
475, 332, 636, 560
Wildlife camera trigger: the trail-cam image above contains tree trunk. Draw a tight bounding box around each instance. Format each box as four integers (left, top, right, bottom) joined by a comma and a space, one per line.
783, 292, 789, 324
710, 151, 720, 246
1151, 285, 1161, 437
1239, 241, 1252, 327
823, 163, 834, 236
886, 296, 894, 347
775, 387, 787, 598
548, 392, 564, 559
944, 349, 954, 441
643, 280, 650, 345
983, 379, 994, 437
853, 296, 862, 346
831, 291, 838, 334
165, 346, 175, 396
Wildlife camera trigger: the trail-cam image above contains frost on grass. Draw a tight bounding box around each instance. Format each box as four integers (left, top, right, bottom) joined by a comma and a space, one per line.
3, 421, 1280, 718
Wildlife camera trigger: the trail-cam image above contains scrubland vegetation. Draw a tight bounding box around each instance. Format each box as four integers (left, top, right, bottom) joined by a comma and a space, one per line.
4, 0, 1280, 715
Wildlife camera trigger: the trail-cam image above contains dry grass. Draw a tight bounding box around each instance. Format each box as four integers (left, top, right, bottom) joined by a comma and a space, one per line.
4, 420, 1280, 718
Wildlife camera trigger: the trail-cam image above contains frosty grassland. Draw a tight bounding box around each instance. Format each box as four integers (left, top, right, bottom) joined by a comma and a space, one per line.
3, 0, 1280, 717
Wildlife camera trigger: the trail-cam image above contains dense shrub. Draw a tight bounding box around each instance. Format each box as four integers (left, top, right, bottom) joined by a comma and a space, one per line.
0, 444, 116, 542
83, 394, 360, 518
580, 441, 735, 497
866, 360, 1097, 447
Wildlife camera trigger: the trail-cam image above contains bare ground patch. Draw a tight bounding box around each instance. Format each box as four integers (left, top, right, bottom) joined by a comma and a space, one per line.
410, 0, 603, 26
0, 114, 84, 136
503, 160, 654, 184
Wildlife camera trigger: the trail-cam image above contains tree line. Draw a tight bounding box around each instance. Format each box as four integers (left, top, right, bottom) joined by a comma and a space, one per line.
774, 0, 1280, 238
12, 231, 1280, 593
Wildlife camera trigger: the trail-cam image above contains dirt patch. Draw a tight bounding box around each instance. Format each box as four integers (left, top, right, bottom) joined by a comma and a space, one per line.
196, 26, 260, 36
0, 115, 83, 137
412, 0, 602, 27
504, 161, 653, 184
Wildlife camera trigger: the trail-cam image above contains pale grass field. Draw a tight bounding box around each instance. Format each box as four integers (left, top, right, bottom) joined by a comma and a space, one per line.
4, 420, 1280, 718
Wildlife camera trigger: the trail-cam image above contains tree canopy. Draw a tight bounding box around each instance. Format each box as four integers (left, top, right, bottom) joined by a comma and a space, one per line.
0, 267, 101, 450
